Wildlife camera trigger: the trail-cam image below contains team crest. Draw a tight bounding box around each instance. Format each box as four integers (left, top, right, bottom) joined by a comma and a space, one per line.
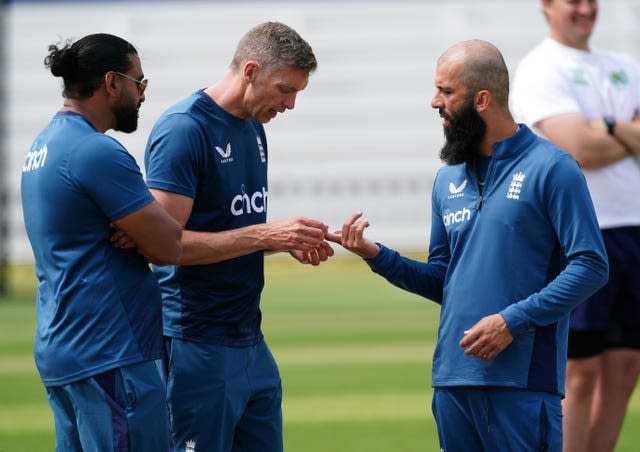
506, 172, 526, 200
256, 136, 266, 163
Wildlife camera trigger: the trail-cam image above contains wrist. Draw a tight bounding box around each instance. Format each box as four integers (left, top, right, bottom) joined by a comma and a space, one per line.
603, 116, 616, 136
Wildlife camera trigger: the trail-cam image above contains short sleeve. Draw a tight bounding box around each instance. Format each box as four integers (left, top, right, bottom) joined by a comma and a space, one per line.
70, 134, 154, 222
145, 113, 207, 198
511, 57, 581, 126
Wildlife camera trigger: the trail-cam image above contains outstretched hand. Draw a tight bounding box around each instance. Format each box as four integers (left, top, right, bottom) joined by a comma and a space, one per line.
325, 211, 380, 260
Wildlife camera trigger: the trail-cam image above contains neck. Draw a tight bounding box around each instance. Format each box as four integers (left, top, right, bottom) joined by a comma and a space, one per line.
62, 98, 111, 133
204, 70, 248, 119
479, 120, 518, 157
550, 33, 590, 52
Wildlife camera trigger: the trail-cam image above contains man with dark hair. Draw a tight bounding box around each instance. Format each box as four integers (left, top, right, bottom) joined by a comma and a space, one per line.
512, 1, 640, 450
144, 22, 332, 451
328, 39, 608, 450
21, 33, 182, 451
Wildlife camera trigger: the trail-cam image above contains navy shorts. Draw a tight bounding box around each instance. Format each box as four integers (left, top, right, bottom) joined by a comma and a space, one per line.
568, 226, 640, 358
46, 360, 170, 452
166, 337, 283, 452
432, 387, 562, 451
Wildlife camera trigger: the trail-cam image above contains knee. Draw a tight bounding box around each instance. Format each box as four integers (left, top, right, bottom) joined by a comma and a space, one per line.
565, 362, 599, 396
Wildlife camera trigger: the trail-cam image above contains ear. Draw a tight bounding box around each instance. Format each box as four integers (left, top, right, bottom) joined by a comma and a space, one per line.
474, 90, 492, 113
243, 61, 260, 83
104, 72, 118, 94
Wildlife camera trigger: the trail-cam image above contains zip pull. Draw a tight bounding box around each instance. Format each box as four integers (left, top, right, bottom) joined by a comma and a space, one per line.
476, 195, 484, 211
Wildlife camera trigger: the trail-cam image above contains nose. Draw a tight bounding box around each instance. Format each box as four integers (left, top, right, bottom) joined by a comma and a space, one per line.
577, 0, 596, 14
283, 93, 297, 110
430, 92, 441, 110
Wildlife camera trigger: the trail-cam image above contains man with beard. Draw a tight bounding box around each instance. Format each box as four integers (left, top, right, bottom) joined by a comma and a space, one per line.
327, 39, 608, 450
20, 33, 182, 451
512, 2, 640, 451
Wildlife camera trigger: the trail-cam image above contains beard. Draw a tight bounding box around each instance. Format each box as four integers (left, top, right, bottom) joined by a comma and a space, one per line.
113, 98, 140, 133
439, 98, 487, 165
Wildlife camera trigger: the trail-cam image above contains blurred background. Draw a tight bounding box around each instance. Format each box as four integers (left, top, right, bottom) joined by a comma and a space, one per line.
4, 0, 639, 265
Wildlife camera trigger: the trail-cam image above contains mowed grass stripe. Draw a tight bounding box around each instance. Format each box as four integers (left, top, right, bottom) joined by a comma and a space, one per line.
274, 341, 433, 365
0, 355, 38, 375
0, 404, 53, 432
283, 392, 432, 423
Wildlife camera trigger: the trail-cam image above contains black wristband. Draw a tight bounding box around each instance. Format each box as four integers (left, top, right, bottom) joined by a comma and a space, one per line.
604, 116, 616, 136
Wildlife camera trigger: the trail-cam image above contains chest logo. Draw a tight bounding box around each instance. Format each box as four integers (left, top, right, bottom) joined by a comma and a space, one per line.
256, 136, 266, 163
506, 172, 526, 200
610, 70, 628, 86
230, 184, 268, 216
570, 68, 589, 86
215, 143, 234, 164
447, 179, 467, 199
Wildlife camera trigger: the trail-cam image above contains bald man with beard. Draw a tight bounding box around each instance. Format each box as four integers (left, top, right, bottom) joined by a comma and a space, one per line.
328, 40, 608, 451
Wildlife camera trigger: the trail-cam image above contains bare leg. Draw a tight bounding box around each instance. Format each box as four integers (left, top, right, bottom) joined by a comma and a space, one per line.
563, 356, 600, 452
587, 349, 640, 452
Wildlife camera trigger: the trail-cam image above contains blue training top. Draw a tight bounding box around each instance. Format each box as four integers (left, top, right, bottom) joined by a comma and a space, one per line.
145, 90, 268, 347
366, 125, 608, 396
21, 111, 163, 387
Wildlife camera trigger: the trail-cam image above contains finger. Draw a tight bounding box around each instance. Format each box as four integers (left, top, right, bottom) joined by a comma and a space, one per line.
296, 217, 330, 232
315, 242, 333, 262
325, 230, 343, 244
320, 241, 335, 257
342, 211, 364, 240
110, 230, 126, 243
353, 220, 370, 245
308, 249, 320, 266
344, 220, 368, 248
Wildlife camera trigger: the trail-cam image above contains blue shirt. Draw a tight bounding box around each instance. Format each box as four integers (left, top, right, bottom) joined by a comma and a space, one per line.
21, 111, 162, 386
366, 125, 608, 396
145, 90, 268, 347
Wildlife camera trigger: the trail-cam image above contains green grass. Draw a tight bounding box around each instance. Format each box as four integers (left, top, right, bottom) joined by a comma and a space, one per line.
1, 258, 639, 451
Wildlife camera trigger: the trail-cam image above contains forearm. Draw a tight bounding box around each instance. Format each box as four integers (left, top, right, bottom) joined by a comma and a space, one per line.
178, 224, 269, 265
538, 114, 630, 169
179, 215, 329, 265
612, 119, 640, 154
366, 244, 446, 303
567, 122, 629, 168
501, 251, 608, 336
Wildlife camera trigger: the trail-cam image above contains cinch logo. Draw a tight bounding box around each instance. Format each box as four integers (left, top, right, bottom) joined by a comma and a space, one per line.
23, 145, 48, 173
442, 207, 471, 227
231, 185, 268, 216
215, 143, 234, 164
447, 179, 467, 199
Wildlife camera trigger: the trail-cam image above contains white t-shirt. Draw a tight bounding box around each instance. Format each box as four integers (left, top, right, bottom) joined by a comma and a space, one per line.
512, 37, 640, 229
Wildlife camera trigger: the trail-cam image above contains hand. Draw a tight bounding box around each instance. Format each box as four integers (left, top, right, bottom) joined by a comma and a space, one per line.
265, 217, 329, 252
325, 211, 380, 260
459, 314, 513, 361
289, 241, 335, 266
110, 225, 137, 250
